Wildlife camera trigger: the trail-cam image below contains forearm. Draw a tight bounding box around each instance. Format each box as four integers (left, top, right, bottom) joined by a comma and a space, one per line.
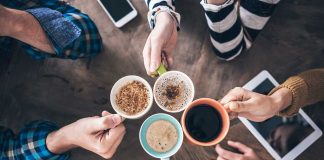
0, 121, 69, 159
145, 0, 175, 11
298, 68, 324, 105
270, 88, 293, 114
207, 0, 228, 5
269, 68, 324, 116
0, 6, 54, 53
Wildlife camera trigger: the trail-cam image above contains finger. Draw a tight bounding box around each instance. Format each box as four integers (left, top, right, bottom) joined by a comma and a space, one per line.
215, 144, 242, 160
143, 37, 151, 74
101, 126, 125, 159
161, 51, 169, 69
94, 114, 122, 131
220, 87, 247, 105
229, 112, 238, 120
227, 141, 252, 153
238, 112, 269, 122
101, 110, 111, 117
226, 101, 251, 113
104, 124, 126, 148
217, 156, 228, 160
149, 41, 162, 73
163, 51, 173, 67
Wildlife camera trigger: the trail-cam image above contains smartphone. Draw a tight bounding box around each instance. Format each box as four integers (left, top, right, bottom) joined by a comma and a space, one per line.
97, 0, 137, 28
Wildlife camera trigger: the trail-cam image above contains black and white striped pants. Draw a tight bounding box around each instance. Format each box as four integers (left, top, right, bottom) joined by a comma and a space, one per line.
201, 0, 280, 60
145, 0, 280, 60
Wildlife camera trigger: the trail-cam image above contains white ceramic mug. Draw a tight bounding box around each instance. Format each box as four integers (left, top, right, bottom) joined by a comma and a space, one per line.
110, 75, 153, 119
153, 71, 195, 113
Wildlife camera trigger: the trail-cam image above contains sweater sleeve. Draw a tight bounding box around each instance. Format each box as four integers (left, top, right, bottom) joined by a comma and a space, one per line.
269, 68, 324, 116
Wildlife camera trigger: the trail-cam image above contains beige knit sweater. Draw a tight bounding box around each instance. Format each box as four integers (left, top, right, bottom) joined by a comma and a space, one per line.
269, 68, 324, 116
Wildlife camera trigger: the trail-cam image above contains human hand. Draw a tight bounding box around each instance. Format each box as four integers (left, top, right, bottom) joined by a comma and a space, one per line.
47, 111, 126, 159
220, 87, 292, 122
207, 0, 227, 5
0, 5, 11, 36
143, 12, 177, 75
215, 141, 260, 160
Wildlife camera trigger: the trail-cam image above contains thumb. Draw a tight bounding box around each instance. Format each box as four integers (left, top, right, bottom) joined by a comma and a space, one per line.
93, 114, 122, 131
226, 101, 251, 113
227, 140, 251, 153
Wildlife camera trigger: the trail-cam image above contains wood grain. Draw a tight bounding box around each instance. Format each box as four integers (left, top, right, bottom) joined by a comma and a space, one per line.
0, 0, 324, 159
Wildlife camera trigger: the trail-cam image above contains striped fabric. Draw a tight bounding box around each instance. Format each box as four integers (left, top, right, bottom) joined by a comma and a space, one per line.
0, 121, 69, 160
145, 0, 280, 60
0, 0, 102, 60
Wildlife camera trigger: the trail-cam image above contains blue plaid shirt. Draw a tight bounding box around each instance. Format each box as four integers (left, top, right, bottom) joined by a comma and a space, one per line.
0, 121, 69, 160
0, 0, 102, 59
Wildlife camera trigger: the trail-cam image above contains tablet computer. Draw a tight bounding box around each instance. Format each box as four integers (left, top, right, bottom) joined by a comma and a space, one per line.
239, 70, 322, 160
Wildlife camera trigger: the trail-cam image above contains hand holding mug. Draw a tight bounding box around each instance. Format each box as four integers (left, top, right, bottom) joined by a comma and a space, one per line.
47, 111, 126, 159
142, 12, 178, 75
220, 87, 292, 122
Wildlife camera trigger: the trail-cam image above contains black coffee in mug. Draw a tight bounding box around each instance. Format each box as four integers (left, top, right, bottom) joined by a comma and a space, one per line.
185, 104, 222, 142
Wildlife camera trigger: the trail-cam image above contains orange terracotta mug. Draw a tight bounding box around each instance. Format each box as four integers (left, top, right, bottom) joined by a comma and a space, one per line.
181, 98, 230, 146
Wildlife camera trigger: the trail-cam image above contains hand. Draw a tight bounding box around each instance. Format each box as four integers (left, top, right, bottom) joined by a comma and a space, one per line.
143, 12, 177, 75
207, 0, 228, 5
220, 87, 292, 122
215, 141, 260, 160
47, 111, 126, 159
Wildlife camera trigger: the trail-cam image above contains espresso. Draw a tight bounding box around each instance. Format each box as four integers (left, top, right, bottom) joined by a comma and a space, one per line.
146, 120, 178, 152
185, 104, 222, 142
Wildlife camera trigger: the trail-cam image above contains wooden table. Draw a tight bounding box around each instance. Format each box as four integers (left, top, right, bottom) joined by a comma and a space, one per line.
0, 0, 324, 159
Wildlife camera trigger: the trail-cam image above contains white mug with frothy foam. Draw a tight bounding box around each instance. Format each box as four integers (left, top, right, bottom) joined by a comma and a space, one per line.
153, 71, 195, 113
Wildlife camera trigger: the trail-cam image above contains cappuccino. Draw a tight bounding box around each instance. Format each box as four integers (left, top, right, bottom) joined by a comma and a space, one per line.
146, 120, 178, 152
154, 72, 194, 112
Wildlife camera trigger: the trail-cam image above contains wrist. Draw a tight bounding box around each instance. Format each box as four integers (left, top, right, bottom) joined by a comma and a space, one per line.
46, 127, 77, 154
270, 88, 293, 113
207, 0, 228, 5
155, 12, 176, 28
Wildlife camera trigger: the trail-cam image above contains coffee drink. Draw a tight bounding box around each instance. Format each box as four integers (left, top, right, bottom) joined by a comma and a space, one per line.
185, 104, 222, 142
154, 71, 193, 112
146, 120, 178, 152
115, 80, 149, 115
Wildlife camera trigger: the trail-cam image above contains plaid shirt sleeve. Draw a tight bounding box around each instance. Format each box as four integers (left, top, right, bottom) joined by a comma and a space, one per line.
0, 121, 69, 160
1, 0, 102, 60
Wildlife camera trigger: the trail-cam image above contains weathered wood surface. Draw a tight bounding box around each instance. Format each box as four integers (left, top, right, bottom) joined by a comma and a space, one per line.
0, 0, 324, 159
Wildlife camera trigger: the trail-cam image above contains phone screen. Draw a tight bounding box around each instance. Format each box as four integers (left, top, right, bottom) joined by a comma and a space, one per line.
99, 0, 133, 22
250, 79, 314, 157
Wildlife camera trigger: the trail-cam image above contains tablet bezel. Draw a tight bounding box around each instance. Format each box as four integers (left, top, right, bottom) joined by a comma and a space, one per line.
239, 70, 322, 160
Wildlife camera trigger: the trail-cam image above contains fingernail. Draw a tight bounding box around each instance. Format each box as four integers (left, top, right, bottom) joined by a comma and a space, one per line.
112, 115, 121, 124
229, 103, 238, 111
150, 63, 158, 72
228, 140, 233, 144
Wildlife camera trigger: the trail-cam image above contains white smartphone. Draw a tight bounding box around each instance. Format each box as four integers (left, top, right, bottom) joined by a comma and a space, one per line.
97, 0, 137, 28
240, 70, 322, 160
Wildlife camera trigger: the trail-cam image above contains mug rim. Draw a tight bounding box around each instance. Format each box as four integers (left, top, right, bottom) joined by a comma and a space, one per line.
110, 75, 153, 119
153, 71, 195, 113
139, 113, 184, 159
181, 98, 230, 146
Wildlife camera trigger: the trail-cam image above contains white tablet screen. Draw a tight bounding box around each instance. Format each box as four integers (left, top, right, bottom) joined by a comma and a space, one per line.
249, 78, 315, 157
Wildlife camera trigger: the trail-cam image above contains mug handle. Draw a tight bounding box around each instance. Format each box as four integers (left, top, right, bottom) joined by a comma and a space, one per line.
160, 157, 170, 160
120, 116, 126, 122
157, 63, 167, 75
150, 52, 168, 78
